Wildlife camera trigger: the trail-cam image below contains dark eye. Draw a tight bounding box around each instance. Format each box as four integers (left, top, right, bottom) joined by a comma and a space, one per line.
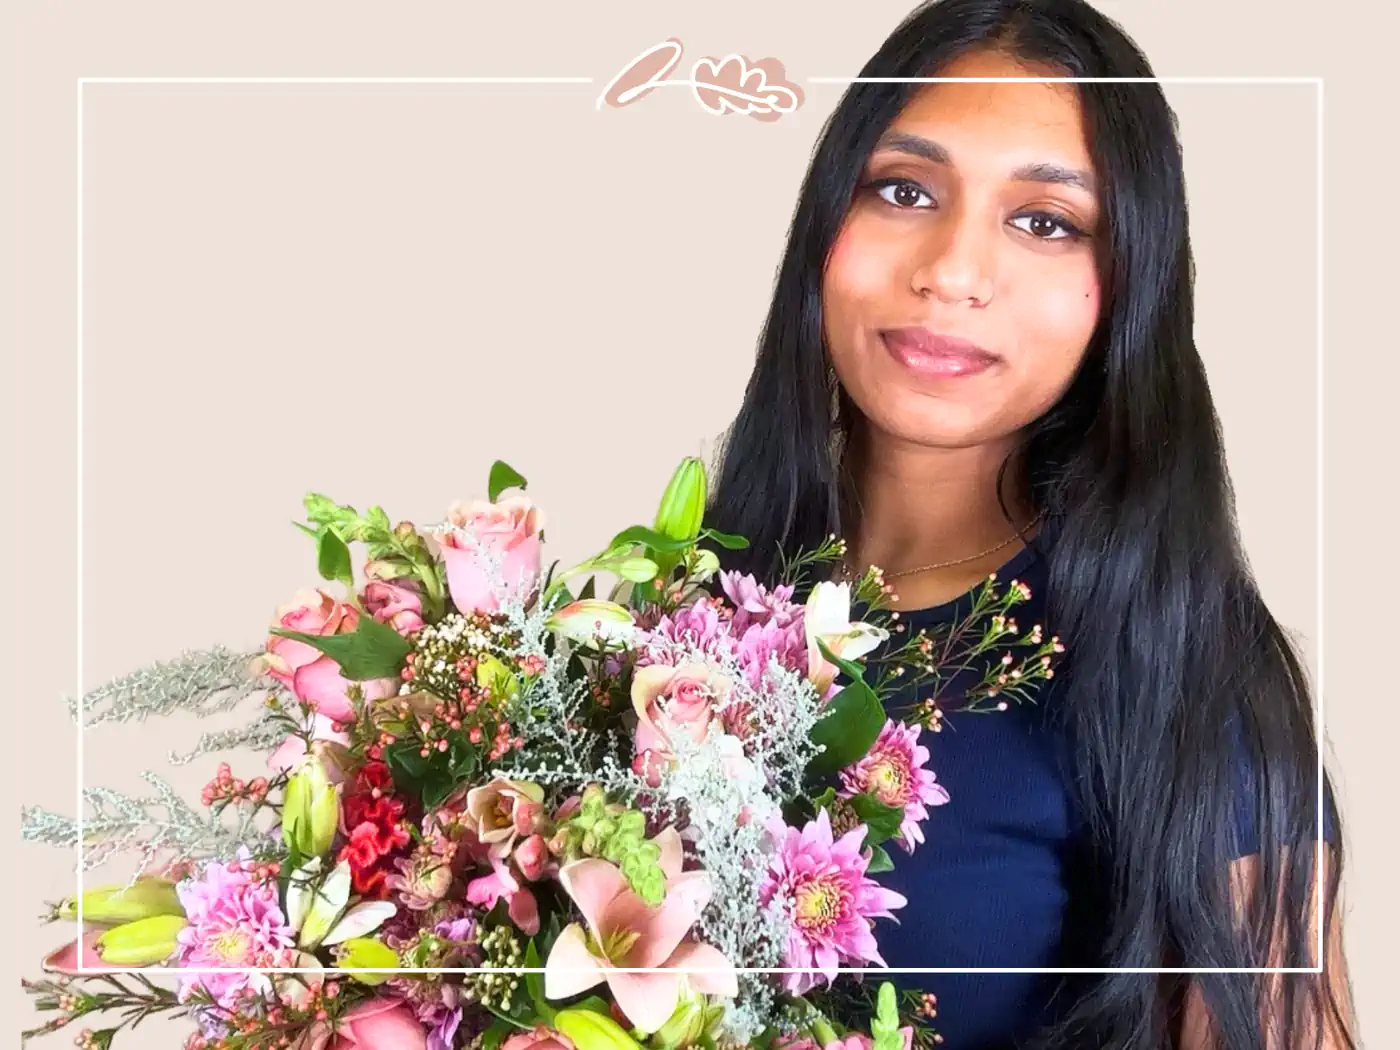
1009, 211, 1085, 241
869, 178, 935, 209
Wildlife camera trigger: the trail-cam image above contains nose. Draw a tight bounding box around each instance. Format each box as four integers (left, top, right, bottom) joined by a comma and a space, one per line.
910, 205, 996, 307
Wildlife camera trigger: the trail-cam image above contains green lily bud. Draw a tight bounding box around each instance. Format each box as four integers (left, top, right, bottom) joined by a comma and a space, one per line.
336, 936, 400, 985
95, 914, 187, 965
653, 457, 707, 544
58, 877, 184, 925
554, 1007, 647, 1050
282, 756, 339, 859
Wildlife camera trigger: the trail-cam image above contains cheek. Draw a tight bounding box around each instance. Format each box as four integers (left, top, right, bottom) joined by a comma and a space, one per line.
1022, 264, 1100, 365
824, 221, 894, 328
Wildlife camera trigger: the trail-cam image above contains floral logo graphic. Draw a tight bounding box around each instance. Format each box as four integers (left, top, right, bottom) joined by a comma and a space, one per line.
598, 38, 804, 122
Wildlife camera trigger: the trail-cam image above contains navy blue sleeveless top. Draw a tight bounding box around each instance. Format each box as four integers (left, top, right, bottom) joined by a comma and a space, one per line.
858, 524, 1337, 1049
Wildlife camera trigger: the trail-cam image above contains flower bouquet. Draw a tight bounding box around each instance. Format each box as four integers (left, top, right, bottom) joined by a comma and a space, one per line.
22, 457, 1062, 1050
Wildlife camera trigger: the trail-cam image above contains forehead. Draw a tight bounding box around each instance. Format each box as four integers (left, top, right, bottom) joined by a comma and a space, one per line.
882, 50, 1094, 175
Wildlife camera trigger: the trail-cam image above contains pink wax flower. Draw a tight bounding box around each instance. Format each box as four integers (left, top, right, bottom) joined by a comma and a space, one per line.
838, 719, 950, 853
758, 808, 908, 995
438, 495, 544, 615
173, 849, 295, 1011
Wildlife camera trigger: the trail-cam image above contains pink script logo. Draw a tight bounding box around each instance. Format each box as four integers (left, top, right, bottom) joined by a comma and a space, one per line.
598, 38, 804, 122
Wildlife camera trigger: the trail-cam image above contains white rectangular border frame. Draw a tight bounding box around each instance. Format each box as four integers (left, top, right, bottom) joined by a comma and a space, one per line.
76, 72, 1321, 980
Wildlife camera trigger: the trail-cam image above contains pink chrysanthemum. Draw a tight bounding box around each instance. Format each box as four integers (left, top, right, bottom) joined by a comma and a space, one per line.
839, 719, 950, 853
174, 848, 295, 1011
635, 596, 737, 668
719, 571, 799, 633
759, 808, 907, 995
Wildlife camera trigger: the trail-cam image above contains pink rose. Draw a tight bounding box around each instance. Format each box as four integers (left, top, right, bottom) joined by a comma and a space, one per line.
630, 662, 732, 786
363, 578, 425, 636
501, 1026, 575, 1050
438, 495, 544, 615
264, 588, 358, 687
330, 998, 429, 1050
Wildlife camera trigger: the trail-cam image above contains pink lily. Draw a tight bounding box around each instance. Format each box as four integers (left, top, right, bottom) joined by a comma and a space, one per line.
544, 827, 737, 1035
41, 930, 115, 975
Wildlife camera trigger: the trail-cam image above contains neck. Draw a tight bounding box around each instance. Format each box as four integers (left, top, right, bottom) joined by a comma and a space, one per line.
842, 421, 1036, 576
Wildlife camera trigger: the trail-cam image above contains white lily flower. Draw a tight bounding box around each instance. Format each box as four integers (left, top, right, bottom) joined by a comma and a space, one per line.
284, 856, 323, 936
297, 858, 352, 950
320, 900, 397, 946
804, 581, 889, 693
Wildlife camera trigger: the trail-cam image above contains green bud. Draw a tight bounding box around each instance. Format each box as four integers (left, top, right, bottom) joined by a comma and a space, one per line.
337, 937, 400, 985
555, 1007, 648, 1050
653, 457, 708, 545
282, 757, 339, 859
95, 914, 187, 965
650, 990, 711, 1050
59, 877, 184, 925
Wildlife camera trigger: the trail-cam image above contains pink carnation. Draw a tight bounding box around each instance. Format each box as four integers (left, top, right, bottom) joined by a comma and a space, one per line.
838, 719, 950, 853
174, 849, 295, 1011
759, 808, 907, 995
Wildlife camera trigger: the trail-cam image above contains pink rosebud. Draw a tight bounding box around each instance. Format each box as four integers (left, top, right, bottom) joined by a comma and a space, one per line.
514, 834, 551, 882
363, 579, 425, 637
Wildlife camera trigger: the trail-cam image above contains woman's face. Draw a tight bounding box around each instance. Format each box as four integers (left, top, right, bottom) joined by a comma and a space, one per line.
822, 48, 1103, 451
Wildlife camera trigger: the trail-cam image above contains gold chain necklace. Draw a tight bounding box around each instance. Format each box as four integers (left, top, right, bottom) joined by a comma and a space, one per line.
836, 509, 1046, 583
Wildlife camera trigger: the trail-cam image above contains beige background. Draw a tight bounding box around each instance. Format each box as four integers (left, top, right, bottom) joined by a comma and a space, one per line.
4, 2, 1391, 1047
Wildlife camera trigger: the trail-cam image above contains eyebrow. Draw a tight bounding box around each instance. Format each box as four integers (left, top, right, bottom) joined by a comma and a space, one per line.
873, 130, 1097, 195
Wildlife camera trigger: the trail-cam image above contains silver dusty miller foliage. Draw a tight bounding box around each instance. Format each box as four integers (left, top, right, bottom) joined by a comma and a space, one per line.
24, 644, 284, 877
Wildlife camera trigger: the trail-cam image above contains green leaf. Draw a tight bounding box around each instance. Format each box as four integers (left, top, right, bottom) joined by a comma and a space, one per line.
847, 793, 905, 844
269, 611, 412, 681
384, 739, 430, 780
578, 576, 597, 601
293, 521, 320, 539
606, 524, 692, 554
524, 939, 556, 1022
317, 527, 354, 587
698, 527, 750, 550
489, 460, 528, 502
865, 843, 894, 873
808, 642, 885, 774
421, 770, 457, 810
366, 505, 392, 536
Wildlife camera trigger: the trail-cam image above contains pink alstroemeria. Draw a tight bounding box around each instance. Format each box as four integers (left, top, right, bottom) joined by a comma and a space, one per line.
465, 858, 540, 936
544, 828, 737, 1035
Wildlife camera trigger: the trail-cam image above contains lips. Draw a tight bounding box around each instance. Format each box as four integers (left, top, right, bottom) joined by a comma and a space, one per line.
881, 327, 1001, 379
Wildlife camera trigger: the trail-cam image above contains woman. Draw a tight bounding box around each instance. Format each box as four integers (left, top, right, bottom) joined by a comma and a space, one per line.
702, 1, 1355, 1048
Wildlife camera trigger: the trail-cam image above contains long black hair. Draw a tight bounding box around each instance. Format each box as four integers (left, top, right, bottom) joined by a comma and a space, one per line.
703, 1, 1353, 1047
